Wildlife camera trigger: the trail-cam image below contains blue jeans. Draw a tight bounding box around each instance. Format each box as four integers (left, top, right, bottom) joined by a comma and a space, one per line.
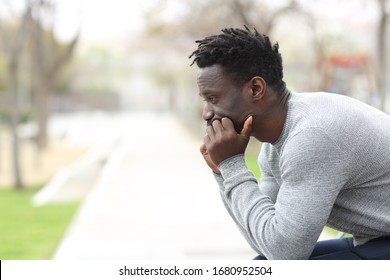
253, 236, 390, 260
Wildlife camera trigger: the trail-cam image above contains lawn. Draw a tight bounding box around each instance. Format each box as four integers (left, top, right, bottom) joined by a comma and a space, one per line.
0, 186, 79, 259
245, 153, 261, 180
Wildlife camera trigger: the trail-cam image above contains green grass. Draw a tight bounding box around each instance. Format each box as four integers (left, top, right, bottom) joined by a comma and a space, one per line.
0, 186, 79, 259
323, 227, 352, 238
245, 153, 261, 180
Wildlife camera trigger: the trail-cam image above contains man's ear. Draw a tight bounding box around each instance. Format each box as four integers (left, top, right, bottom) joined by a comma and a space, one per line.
250, 76, 266, 101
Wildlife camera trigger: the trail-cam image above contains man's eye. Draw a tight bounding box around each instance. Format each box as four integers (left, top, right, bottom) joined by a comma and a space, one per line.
201, 95, 217, 103
207, 96, 217, 102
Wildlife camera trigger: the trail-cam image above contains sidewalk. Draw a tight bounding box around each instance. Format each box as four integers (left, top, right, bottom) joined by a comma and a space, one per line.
53, 112, 254, 260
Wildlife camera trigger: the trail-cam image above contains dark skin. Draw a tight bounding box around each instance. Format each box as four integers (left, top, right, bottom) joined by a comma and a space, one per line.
197, 64, 290, 173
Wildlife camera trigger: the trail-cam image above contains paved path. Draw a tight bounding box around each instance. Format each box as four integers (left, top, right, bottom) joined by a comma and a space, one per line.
53, 112, 254, 260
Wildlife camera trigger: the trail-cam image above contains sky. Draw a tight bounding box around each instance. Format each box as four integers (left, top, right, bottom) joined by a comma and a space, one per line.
0, 0, 139, 42
54, 0, 379, 41
55, 0, 154, 42
1, 0, 379, 43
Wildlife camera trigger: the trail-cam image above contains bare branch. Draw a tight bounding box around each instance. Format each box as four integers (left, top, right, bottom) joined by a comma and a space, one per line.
8, 5, 32, 68
48, 31, 80, 81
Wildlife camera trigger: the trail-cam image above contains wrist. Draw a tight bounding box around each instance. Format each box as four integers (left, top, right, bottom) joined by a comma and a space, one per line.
218, 154, 246, 172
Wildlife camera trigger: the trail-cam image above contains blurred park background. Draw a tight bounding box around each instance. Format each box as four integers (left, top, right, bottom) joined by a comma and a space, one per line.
0, 0, 389, 259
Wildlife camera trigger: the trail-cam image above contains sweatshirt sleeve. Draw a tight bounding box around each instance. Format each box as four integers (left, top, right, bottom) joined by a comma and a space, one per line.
213, 172, 264, 255
218, 128, 349, 259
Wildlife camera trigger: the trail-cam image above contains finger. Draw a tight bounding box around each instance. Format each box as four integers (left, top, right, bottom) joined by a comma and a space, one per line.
200, 144, 220, 174
240, 116, 253, 137
206, 125, 216, 140
203, 133, 210, 144
221, 117, 235, 131
211, 119, 224, 134
200, 144, 211, 159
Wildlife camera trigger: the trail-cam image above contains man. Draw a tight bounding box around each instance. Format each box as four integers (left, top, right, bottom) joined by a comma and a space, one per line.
189, 26, 390, 260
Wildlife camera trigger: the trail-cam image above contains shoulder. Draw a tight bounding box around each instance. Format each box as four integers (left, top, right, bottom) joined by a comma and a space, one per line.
285, 92, 361, 149
279, 127, 349, 183
283, 127, 344, 155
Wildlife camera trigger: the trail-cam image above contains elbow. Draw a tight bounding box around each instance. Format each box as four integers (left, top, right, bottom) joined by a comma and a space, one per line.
247, 216, 313, 260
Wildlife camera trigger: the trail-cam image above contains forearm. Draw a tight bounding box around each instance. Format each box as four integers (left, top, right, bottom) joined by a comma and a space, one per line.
213, 172, 263, 255
215, 129, 348, 259
219, 154, 339, 260
217, 155, 276, 255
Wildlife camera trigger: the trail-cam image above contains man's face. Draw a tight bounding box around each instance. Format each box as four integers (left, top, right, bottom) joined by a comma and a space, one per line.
197, 64, 252, 133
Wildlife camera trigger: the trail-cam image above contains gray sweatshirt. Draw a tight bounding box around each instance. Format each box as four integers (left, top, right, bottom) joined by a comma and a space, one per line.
214, 92, 390, 260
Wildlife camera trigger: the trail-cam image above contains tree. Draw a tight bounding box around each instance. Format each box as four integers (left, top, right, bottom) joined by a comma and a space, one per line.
0, 3, 32, 189
0, 2, 31, 189
0, 0, 78, 188
142, 0, 322, 117
377, 0, 389, 111
29, 0, 79, 150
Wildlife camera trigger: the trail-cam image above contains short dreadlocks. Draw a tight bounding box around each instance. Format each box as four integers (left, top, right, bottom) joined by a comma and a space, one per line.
189, 26, 286, 93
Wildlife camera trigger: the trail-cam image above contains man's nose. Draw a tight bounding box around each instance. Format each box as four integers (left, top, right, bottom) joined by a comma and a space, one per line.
202, 103, 214, 122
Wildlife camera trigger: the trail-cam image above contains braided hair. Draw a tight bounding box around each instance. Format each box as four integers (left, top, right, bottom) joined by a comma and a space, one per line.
189, 26, 286, 92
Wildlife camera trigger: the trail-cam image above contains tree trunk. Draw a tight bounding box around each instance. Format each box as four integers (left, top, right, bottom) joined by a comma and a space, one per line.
2, 6, 33, 189
8, 62, 23, 189
29, 6, 79, 150
378, 0, 388, 112
34, 83, 51, 150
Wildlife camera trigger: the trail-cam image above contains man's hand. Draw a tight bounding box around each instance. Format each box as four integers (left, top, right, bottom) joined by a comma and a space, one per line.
200, 143, 221, 174
201, 116, 253, 171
